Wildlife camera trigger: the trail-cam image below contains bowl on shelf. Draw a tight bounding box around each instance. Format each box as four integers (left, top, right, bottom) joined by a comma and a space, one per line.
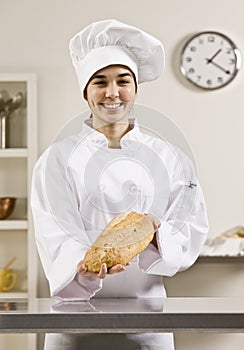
0, 197, 16, 220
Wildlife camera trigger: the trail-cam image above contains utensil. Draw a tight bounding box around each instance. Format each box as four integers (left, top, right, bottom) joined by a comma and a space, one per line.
0, 197, 16, 219
0, 92, 24, 149
0, 90, 10, 112
3, 256, 16, 270
4, 92, 24, 113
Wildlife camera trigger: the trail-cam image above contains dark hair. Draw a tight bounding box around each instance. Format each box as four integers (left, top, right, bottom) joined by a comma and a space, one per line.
83, 65, 138, 100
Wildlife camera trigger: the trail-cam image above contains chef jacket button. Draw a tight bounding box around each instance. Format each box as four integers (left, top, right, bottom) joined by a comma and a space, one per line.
98, 184, 106, 191
129, 184, 137, 193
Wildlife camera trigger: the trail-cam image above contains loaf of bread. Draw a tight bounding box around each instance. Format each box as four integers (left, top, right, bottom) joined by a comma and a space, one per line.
84, 211, 155, 272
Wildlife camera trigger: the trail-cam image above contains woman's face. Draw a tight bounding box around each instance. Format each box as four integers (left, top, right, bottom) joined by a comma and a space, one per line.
86, 65, 136, 126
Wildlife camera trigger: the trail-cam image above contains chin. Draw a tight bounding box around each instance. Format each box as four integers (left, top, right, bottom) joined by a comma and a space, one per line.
97, 112, 129, 126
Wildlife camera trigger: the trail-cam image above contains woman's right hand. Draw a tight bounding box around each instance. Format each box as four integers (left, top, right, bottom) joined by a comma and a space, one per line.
77, 260, 126, 279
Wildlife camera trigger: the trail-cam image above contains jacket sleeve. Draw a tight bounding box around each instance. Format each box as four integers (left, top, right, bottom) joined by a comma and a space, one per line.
139, 147, 209, 276
31, 144, 102, 301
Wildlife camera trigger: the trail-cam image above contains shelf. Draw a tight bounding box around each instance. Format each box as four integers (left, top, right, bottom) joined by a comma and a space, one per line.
0, 73, 38, 349
0, 291, 28, 299
0, 148, 28, 158
0, 220, 28, 230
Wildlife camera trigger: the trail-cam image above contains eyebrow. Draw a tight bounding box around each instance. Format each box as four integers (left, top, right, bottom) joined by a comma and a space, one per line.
91, 72, 133, 80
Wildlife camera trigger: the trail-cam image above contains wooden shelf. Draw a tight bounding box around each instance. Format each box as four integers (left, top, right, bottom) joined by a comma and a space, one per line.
0, 220, 28, 230
0, 148, 28, 158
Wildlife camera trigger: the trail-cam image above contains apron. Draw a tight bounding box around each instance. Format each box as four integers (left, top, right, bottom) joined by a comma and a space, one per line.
44, 332, 174, 350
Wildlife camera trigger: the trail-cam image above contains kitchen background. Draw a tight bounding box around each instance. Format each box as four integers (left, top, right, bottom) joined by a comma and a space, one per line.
0, 0, 244, 349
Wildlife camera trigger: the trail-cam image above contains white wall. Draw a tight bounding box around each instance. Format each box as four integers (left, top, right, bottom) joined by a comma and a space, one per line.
1, 0, 244, 349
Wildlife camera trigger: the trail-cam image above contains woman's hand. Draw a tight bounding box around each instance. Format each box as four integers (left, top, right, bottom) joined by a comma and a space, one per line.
145, 213, 161, 249
77, 260, 126, 279
145, 213, 161, 231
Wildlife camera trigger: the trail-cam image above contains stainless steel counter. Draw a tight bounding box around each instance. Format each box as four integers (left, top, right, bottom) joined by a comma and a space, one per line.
0, 297, 244, 334
197, 256, 244, 263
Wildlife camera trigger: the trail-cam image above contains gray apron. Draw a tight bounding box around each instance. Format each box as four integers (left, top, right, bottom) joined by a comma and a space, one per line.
44, 332, 174, 350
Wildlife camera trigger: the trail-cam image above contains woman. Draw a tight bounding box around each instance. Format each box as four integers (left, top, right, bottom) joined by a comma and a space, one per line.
31, 19, 208, 350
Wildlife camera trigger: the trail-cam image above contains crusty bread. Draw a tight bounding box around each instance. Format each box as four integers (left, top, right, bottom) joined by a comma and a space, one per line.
84, 211, 155, 272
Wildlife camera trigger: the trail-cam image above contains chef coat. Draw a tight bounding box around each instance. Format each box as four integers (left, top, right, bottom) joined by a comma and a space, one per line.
31, 118, 208, 350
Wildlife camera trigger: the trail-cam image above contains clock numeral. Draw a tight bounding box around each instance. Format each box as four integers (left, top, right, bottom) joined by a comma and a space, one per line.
229, 58, 235, 65
186, 57, 192, 62
190, 46, 196, 52
198, 38, 204, 45
207, 79, 212, 86
217, 77, 223, 84
208, 36, 215, 43
226, 48, 232, 54
188, 68, 195, 74
197, 75, 201, 81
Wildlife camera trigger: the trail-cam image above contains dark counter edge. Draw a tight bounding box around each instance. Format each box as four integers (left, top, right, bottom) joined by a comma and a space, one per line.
1, 313, 244, 333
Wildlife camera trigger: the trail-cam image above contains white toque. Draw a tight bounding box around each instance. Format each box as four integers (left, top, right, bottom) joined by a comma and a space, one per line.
69, 19, 165, 94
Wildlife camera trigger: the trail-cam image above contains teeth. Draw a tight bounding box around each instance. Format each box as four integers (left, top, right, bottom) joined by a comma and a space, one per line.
103, 103, 121, 109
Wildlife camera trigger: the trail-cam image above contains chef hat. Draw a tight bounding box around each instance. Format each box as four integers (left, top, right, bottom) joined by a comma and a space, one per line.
69, 19, 165, 94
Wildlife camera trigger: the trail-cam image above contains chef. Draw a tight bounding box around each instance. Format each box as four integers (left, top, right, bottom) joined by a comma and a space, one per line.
31, 19, 208, 350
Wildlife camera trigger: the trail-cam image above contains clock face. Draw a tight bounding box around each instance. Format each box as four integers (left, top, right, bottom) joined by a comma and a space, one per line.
180, 31, 241, 90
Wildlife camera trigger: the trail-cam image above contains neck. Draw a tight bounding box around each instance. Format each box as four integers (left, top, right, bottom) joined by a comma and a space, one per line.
92, 118, 131, 148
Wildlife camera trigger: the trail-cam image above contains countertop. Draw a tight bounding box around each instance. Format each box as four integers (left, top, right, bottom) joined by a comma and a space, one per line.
197, 255, 244, 263
0, 297, 244, 334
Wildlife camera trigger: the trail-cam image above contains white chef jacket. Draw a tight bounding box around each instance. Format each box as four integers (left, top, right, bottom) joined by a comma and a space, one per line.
31, 118, 208, 350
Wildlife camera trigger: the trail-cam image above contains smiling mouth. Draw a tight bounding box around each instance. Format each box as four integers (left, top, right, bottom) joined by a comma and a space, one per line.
101, 103, 123, 110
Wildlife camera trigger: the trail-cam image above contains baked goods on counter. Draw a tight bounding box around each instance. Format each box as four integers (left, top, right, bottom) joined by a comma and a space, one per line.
201, 225, 244, 256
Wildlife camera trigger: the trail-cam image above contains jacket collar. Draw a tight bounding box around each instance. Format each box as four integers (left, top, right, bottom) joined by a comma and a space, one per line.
81, 118, 141, 147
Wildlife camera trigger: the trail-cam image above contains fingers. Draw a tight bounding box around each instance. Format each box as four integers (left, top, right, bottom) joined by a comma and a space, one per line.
77, 261, 88, 274
97, 263, 107, 279
108, 264, 125, 274
98, 263, 125, 277
77, 261, 107, 279
77, 260, 126, 279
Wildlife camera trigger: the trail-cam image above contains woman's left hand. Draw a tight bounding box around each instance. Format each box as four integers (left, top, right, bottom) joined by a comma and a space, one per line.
145, 213, 161, 231
145, 213, 161, 249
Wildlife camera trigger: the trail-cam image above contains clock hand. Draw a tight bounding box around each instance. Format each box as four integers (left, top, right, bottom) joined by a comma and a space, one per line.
208, 60, 231, 74
206, 49, 222, 64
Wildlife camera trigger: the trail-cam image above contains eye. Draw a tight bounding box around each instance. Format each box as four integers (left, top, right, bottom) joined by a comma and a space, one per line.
93, 80, 107, 86
118, 79, 131, 85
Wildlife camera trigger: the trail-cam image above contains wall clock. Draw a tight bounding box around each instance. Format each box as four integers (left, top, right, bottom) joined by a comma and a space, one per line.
180, 31, 241, 90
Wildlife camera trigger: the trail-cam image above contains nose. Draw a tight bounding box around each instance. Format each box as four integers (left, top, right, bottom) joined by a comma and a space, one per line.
105, 83, 119, 99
